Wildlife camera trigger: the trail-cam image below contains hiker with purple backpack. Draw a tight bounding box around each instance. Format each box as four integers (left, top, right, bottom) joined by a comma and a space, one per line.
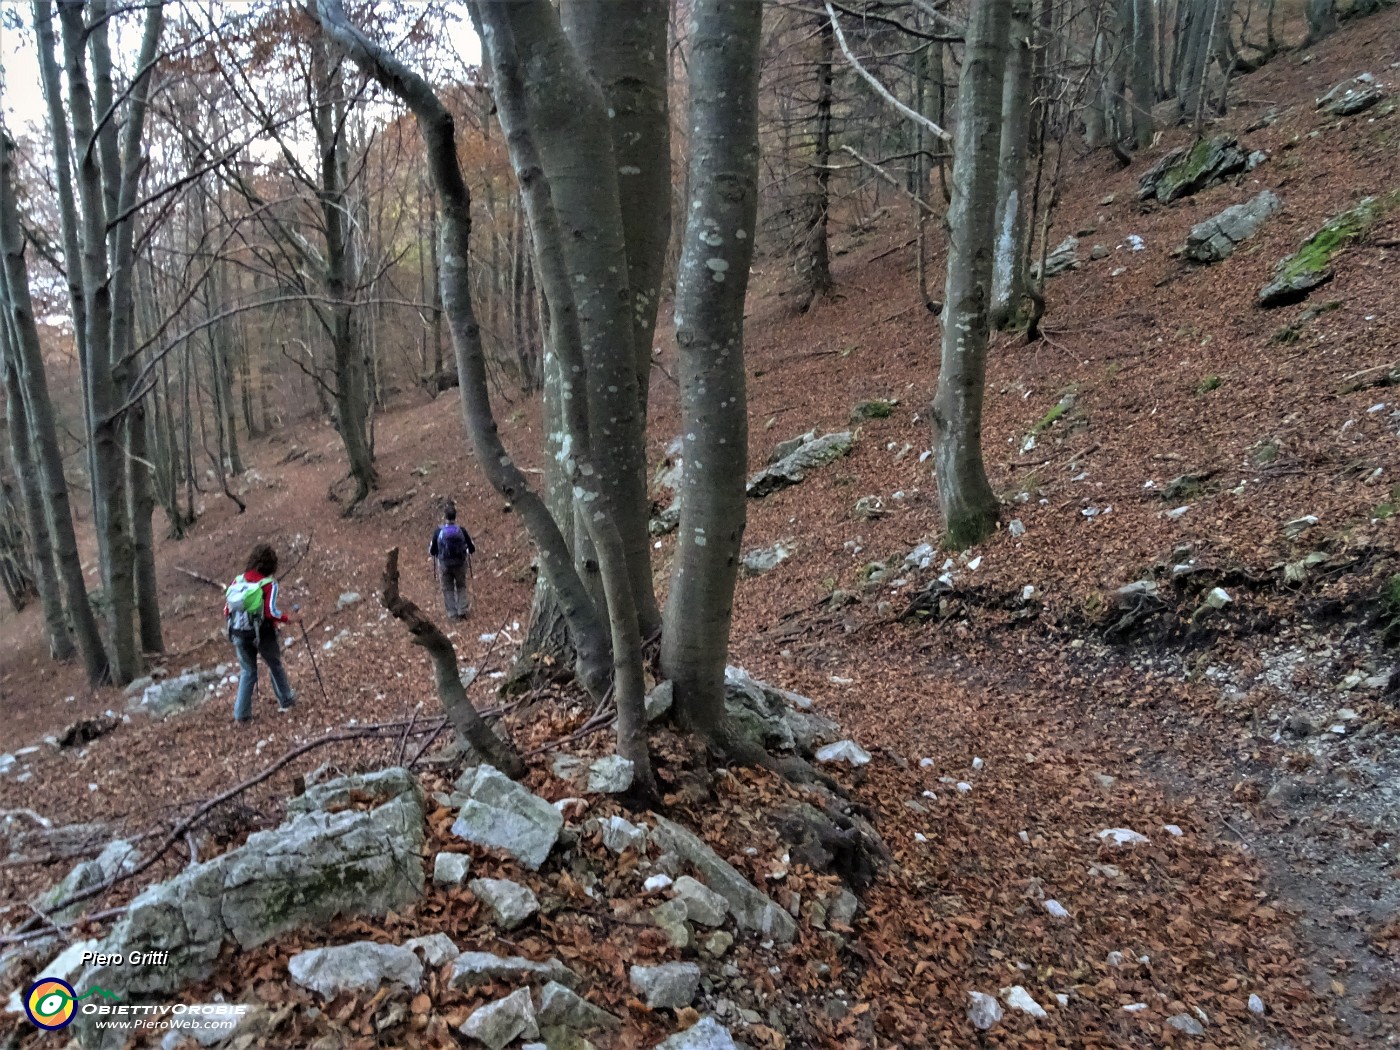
429, 503, 476, 620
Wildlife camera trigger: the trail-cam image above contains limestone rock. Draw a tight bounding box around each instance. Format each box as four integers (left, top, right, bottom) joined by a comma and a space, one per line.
629, 962, 701, 1009
769, 429, 816, 463
1098, 827, 1149, 847
586, 755, 635, 794
649, 502, 681, 536
672, 876, 729, 927
747, 431, 854, 497
450, 951, 578, 990
651, 816, 797, 942
722, 666, 840, 755
1184, 191, 1282, 263
434, 852, 471, 886
38, 840, 141, 923
1168, 1013, 1206, 1035
656, 1017, 739, 1049
645, 681, 674, 722
289, 767, 419, 815
741, 541, 793, 576
1317, 73, 1385, 117
336, 591, 362, 610
461, 987, 539, 1050
1259, 194, 1396, 306
288, 941, 422, 997
1138, 136, 1247, 203
536, 981, 621, 1032
404, 933, 460, 967
596, 814, 649, 853
967, 991, 1004, 1031
1001, 985, 1048, 1019
451, 765, 563, 870
814, 739, 872, 767
470, 877, 540, 929
649, 899, 692, 948
74, 770, 424, 1008
1034, 236, 1080, 278
130, 670, 220, 719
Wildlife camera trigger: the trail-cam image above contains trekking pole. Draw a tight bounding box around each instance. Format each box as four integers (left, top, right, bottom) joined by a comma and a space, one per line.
292, 605, 330, 704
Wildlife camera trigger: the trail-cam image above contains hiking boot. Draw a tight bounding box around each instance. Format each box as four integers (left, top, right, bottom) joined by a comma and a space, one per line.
277, 697, 297, 713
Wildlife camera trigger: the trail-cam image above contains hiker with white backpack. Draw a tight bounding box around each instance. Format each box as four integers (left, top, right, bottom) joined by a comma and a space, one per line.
429, 503, 476, 620
225, 543, 298, 723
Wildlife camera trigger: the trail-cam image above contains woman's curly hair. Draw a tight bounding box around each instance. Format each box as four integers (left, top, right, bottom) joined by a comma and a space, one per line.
244, 543, 279, 577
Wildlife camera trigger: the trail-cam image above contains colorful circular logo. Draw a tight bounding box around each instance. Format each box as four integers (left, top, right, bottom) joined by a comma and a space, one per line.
25, 978, 77, 1030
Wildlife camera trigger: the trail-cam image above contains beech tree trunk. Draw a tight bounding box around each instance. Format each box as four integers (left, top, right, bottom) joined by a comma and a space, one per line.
1127, 0, 1156, 149
930, 0, 1009, 549
796, 13, 835, 313
661, 0, 763, 741
1, 330, 70, 659
560, 0, 672, 419
991, 0, 1034, 328
1304, 0, 1337, 44
481, 0, 659, 641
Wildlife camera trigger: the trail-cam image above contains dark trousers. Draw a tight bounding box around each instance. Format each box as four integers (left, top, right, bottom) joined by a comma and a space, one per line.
440, 560, 469, 618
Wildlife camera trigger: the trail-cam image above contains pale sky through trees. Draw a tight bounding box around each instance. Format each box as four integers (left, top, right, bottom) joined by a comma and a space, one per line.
0, 2, 483, 134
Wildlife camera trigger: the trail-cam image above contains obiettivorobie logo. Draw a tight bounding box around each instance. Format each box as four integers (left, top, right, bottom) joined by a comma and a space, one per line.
23, 978, 118, 1030
23, 978, 248, 1036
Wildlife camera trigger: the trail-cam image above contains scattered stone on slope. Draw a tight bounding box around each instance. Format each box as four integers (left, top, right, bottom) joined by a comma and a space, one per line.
746, 431, 854, 497
1033, 236, 1080, 278
645, 680, 674, 722
1316, 73, 1385, 117
536, 981, 621, 1032
130, 669, 220, 719
461, 987, 539, 1050
814, 740, 872, 767
595, 814, 649, 853
450, 951, 579, 990
769, 429, 816, 463
73, 768, 424, 1008
451, 765, 563, 870
967, 991, 1004, 1031
629, 962, 701, 1009
1001, 985, 1048, 1019
287, 941, 422, 997
650, 502, 681, 536
672, 876, 730, 927
1259, 193, 1397, 306
336, 591, 362, 610
1168, 1012, 1207, 1035
434, 851, 471, 886
851, 398, 895, 421
586, 755, 635, 794
1184, 190, 1282, 263
651, 816, 797, 942
470, 877, 540, 929
740, 540, 793, 576
649, 899, 692, 948
289, 767, 419, 815
1098, 827, 1150, 847
1138, 136, 1248, 203
656, 1017, 739, 1049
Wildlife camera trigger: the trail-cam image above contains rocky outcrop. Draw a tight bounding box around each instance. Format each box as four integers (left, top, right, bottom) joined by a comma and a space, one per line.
72, 770, 424, 1047
129, 669, 221, 719
1184, 190, 1282, 263
740, 541, 793, 576
1138, 136, 1248, 203
723, 666, 842, 755
657, 1018, 739, 1049
1316, 73, 1386, 117
747, 431, 854, 497
37, 840, 141, 923
1259, 193, 1396, 306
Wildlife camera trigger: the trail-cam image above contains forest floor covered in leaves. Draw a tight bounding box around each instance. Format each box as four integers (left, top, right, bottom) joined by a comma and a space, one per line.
3, 8, 1399, 1048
